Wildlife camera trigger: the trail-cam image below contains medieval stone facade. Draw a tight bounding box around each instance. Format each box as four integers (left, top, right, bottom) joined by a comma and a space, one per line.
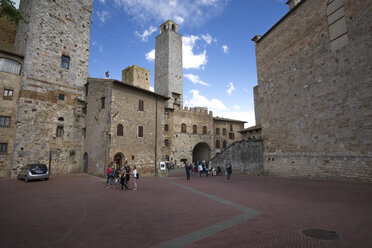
252, 0, 372, 181
0, 1, 247, 178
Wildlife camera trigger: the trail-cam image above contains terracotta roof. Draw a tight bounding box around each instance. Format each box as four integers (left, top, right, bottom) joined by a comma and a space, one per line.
87, 77, 169, 99
213, 117, 247, 123
238, 124, 262, 133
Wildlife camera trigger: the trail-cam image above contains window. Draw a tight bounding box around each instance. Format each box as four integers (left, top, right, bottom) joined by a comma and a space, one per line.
216, 128, 220, 135
117, 124, 123, 136
61, 55, 70, 69
0, 58, 21, 75
3, 89, 13, 100
139, 100, 144, 111
230, 124, 233, 132
0, 116, 11, 127
85, 84, 89, 96
56, 126, 64, 138
193, 125, 197, 134
229, 133, 235, 140
101, 97, 105, 109
223, 128, 226, 135
223, 140, 227, 149
216, 140, 220, 149
0, 143, 7, 154
82, 128, 86, 139
82, 103, 87, 115
164, 112, 169, 118
164, 139, 169, 147
164, 124, 169, 131
58, 117, 64, 121
181, 123, 186, 133
138, 126, 143, 137
58, 94, 65, 101
165, 155, 169, 161
203, 126, 207, 134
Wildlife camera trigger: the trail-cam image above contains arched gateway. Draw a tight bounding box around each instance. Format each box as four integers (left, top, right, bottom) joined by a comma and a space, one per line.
192, 142, 211, 163
114, 153, 125, 167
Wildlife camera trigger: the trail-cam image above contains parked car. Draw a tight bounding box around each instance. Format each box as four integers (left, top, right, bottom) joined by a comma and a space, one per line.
17, 164, 49, 182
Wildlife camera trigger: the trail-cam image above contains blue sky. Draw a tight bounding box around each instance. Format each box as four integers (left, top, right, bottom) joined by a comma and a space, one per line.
14, 0, 289, 127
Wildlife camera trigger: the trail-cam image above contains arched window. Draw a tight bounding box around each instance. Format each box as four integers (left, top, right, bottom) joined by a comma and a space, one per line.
181, 123, 186, 133
216, 128, 220, 135
216, 140, 220, 149
56, 126, 64, 138
58, 117, 64, 121
193, 125, 197, 134
223, 128, 227, 135
0, 58, 21, 75
164, 139, 169, 147
172, 24, 176, 31
164, 124, 169, 131
117, 124, 123, 136
223, 140, 227, 149
230, 124, 233, 131
203, 126, 207, 134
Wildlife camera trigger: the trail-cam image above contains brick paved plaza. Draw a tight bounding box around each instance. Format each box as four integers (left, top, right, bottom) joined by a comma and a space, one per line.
0, 172, 371, 248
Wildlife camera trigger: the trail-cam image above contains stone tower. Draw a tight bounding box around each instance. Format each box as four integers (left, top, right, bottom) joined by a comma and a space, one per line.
155, 20, 183, 108
11, 0, 92, 176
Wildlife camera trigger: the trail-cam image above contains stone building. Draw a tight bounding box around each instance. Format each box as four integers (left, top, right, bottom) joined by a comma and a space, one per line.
252, 0, 372, 181
84, 77, 167, 177
213, 117, 245, 153
0, 17, 23, 177
0, 0, 246, 178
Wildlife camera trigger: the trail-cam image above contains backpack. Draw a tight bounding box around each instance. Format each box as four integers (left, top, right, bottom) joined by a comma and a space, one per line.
136, 173, 139, 179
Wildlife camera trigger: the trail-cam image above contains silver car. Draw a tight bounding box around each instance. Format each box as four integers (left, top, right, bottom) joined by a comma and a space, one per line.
17, 164, 49, 182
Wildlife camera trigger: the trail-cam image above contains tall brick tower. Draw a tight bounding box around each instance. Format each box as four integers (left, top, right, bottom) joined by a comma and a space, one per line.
11, 0, 92, 176
155, 20, 183, 109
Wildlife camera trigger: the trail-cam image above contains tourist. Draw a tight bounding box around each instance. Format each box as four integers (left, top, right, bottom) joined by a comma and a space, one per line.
204, 161, 209, 177
120, 166, 128, 190
198, 163, 203, 177
225, 161, 232, 182
185, 163, 191, 180
106, 163, 113, 187
125, 166, 131, 187
132, 166, 138, 191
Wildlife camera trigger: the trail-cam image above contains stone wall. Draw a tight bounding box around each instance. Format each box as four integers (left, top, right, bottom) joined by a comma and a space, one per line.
171, 107, 214, 164
11, 0, 92, 176
122, 65, 150, 90
210, 140, 263, 175
254, 0, 372, 181
0, 52, 22, 177
213, 118, 244, 153
85, 78, 166, 177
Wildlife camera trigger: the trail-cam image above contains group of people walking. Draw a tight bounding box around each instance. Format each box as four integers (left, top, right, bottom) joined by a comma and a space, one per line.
106, 162, 138, 191
185, 160, 232, 182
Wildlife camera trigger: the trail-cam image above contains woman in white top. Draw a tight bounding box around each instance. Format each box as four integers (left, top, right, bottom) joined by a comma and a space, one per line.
132, 166, 137, 191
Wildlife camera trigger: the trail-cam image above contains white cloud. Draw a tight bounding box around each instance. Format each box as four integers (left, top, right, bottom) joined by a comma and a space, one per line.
200, 34, 216, 44
99, 46, 103, 53
184, 90, 256, 128
184, 74, 210, 86
146, 49, 155, 62
184, 89, 227, 111
169, 0, 177, 7
113, 0, 228, 26
222, 45, 229, 54
233, 105, 240, 110
183, 35, 207, 69
96, 10, 109, 23
174, 16, 184, 24
150, 86, 155, 92
226, 82, 235, 95
135, 26, 157, 42
99, 0, 106, 4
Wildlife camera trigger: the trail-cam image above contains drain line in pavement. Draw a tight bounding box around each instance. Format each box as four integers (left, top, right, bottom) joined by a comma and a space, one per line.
153, 179, 260, 248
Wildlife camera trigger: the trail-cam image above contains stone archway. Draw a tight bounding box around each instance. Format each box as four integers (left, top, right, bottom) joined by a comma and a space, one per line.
114, 152, 125, 167
192, 142, 211, 163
